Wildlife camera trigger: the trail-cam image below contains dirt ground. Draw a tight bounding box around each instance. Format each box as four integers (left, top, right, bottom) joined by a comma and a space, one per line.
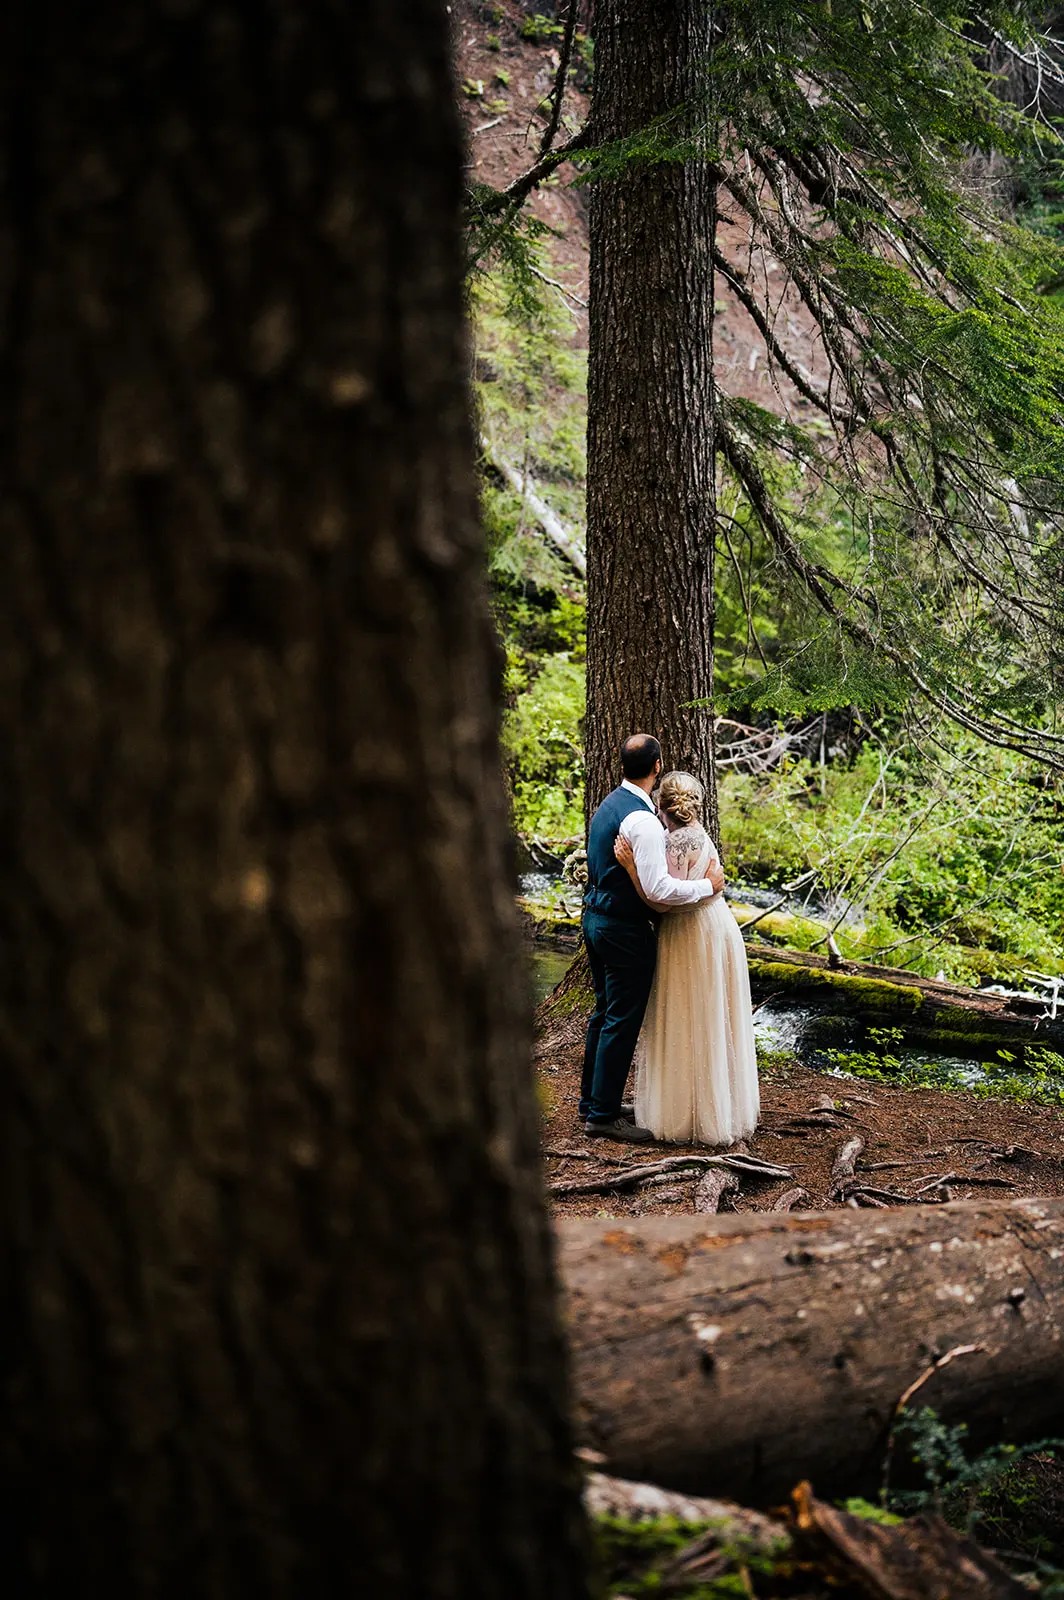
538, 1021, 1064, 1220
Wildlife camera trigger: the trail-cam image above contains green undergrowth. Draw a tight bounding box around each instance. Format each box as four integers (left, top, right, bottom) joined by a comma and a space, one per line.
823, 1026, 1064, 1106
595, 1515, 789, 1600
719, 739, 1064, 989
474, 260, 589, 842
592, 1410, 1064, 1599
885, 1408, 1064, 1588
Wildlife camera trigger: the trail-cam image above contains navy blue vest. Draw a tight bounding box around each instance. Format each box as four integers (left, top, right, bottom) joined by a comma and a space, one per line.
584, 786, 657, 923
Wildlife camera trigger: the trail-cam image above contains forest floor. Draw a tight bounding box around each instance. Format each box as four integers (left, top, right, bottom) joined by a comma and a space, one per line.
539, 1015, 1064, 1592
537, 1023, 1064, 1221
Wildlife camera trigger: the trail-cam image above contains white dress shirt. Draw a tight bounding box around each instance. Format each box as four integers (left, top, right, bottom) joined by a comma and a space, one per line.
617, 779, 719, 911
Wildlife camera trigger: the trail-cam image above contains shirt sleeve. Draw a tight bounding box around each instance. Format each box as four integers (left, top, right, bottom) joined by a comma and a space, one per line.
619, 811, 718, 909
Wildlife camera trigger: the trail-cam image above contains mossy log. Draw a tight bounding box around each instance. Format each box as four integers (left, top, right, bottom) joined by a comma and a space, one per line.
534, 936, 1064, 1053
558, 1198, 1064, 1506
583, 1471, 785, 1552
517, 895, 581, 950
745, 943, 1064, 1050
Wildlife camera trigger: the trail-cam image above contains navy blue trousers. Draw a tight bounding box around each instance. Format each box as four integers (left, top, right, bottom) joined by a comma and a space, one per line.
579, 910, 657, 1124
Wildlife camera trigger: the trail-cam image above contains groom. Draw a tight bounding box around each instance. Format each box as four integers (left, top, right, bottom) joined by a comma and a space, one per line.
580, 734, 725, 1143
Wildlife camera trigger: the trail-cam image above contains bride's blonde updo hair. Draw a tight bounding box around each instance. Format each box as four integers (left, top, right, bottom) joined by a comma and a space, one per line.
657, 770, 704, 827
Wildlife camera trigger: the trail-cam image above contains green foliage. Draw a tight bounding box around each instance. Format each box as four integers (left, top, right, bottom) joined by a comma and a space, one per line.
520, 12, 562, 45
877, 1407, 1064, 1587
718, 732, 1064, 984
473, 253, 589, 842
886, 1405, 1063, 1524
594, 1515, 789, 1600
473, 265, 587, 508
822, 1030, 1064, 1106
502, 653, 585, 839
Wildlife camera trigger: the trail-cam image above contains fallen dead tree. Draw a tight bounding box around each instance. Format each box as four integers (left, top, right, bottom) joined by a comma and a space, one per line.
479, 434, 586, 577
745, 942, 1064, 1051
557, 1197, 1064, 1505
534, 938, 1064, 1057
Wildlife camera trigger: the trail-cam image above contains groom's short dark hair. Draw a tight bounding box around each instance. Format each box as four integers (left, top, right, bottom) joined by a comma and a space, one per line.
620, 733, 661, 780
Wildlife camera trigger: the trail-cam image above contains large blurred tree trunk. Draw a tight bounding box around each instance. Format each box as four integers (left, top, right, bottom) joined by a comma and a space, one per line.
0, 3, 589, 1596
584, 0, 719, 837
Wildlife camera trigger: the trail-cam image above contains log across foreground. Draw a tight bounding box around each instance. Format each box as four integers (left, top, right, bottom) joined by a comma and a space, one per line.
557, 1198, 1064, 1505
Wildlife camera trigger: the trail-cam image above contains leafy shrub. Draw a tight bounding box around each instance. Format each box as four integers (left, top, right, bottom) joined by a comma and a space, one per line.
502, 654, 585, 840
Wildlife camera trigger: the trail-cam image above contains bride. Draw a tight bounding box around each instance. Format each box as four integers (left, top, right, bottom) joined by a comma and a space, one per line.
615, 770, 760, 1146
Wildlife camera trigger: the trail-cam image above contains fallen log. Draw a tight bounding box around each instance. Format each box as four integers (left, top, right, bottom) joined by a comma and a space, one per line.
534, 938, 1064, 1057
583, 1470, 783, 1551
583, 1471, 1027, 1598
789, 1482, 1028, 1600
745, 942, 1064, 1051
557, 1197, 1064, 1505
479, 434, 586, 577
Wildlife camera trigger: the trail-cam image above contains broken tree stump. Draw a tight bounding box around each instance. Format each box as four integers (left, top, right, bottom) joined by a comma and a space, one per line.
556, 1197, 1064, 1505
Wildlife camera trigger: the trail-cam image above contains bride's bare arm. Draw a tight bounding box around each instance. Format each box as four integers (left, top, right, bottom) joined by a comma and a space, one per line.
613, 833, 654, 904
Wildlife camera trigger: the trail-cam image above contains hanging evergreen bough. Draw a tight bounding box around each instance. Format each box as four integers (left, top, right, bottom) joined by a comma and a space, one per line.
467, 0, 1064, 777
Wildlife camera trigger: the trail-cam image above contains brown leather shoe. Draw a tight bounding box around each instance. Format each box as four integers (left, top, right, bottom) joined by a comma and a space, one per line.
585, 1117, 653, 1144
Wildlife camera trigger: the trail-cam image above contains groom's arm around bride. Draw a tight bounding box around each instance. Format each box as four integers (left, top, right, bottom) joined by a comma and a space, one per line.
579, 733, 722, 1144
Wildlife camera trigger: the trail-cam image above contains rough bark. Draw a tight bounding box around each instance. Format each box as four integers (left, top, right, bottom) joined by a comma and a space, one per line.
585, 0, 719, 835
0, 4, 589, 1596
557, 1199, 1064, 1505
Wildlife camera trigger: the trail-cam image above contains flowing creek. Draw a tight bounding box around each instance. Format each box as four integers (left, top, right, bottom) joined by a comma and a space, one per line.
527, 924, 1064, 1105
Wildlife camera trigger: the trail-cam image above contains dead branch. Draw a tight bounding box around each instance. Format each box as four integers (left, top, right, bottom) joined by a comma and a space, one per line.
480, 435, 586, 577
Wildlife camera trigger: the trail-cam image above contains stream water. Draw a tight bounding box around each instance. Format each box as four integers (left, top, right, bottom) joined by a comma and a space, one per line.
528, 949, 1064, 1102
522, 861, 1064, 1100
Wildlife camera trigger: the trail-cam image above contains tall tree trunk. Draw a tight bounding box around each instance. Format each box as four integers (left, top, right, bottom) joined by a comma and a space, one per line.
0, 4, 589, 1596
585, 0, 718, 838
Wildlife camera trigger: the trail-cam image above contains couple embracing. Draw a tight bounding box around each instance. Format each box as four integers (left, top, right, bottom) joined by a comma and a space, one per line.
580, 733, 760, 1146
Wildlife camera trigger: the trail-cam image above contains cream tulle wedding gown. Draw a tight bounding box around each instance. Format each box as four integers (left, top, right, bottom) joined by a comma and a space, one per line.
635, 825, 760, 1145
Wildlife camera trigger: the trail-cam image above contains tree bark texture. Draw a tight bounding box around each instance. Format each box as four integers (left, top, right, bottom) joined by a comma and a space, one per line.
557, 1199, 1064, 1505
0, 4, 589, 1596
585, 0, 718, 835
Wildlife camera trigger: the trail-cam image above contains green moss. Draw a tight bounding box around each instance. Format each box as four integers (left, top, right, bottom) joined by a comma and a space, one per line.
594, 1514, 791, 1600
548, 973, 595, 1018
516, 896, 580, 936
924, 1014, 1023, 1042
747, 959, 927, 1013
730, 902, 826, 950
